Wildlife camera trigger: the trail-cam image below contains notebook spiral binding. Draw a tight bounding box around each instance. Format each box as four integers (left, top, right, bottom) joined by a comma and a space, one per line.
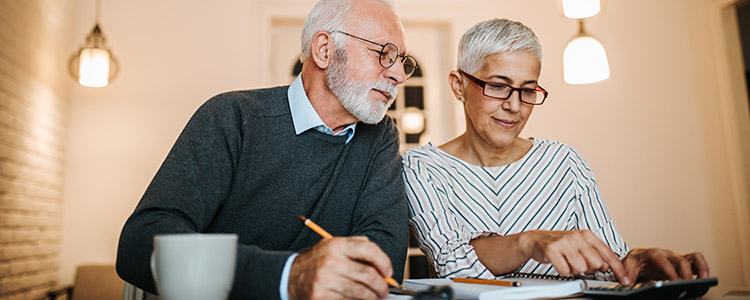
503, 271, 617, 282
503, 272, 578, 281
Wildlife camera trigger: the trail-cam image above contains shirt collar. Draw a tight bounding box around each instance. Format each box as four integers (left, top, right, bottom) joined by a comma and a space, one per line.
288, 75, 357, 142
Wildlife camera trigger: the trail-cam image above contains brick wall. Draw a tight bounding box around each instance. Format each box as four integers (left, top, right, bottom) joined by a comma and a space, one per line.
0, 0, 74, 299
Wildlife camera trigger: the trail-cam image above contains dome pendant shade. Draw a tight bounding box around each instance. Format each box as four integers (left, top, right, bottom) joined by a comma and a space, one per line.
562, 0, 601, 19
563, 35, 610, 84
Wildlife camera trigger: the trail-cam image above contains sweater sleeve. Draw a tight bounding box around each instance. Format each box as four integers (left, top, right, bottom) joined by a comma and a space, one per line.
349, 117, 409, 282
115, 95, 291, 299
402, 151, 496, 279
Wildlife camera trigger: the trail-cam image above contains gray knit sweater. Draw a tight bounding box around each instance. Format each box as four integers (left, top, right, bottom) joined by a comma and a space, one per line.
116, 86, 408, 299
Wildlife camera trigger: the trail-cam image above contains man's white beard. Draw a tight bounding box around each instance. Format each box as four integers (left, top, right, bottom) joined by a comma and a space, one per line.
326, 48, 398, 124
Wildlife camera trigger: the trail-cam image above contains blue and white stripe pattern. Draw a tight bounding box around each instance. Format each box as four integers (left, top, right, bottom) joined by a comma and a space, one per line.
402, 138, 628, 279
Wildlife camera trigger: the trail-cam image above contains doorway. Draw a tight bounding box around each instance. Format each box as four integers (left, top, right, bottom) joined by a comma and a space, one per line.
737, 0, 750, 109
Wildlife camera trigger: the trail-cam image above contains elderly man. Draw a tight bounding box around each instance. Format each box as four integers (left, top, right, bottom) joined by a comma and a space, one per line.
116, 0, 416, 299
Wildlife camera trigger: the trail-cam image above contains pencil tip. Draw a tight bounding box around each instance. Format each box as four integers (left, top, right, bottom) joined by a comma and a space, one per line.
385, 277, 400, 288
297, 215, 307, 222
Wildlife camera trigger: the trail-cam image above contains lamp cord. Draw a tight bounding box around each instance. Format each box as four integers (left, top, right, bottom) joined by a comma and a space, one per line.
95, 0, 101, 24
577, 19, 586, 36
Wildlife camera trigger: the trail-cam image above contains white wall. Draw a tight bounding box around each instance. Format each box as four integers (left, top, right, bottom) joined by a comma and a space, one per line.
61, 0, 750, 297
61, 0, 261, 283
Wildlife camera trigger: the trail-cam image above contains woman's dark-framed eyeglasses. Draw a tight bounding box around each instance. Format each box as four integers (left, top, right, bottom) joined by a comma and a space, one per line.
458, 70, 548, 105
331, 30, 417, 79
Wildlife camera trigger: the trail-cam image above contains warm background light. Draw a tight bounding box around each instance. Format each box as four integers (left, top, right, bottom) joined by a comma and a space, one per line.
78, 48, 110, 87
563, 35, 610, 84
562, 0, 601, 19
401, 108, 425, 134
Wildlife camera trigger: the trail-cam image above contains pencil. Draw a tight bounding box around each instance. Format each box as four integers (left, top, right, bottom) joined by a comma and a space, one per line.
298, 215, 334, 238
452, 277, 522, 287
297, 215, 400, 288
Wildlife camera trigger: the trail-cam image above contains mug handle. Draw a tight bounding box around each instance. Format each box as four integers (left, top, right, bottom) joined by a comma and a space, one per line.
150, 251, 158, 283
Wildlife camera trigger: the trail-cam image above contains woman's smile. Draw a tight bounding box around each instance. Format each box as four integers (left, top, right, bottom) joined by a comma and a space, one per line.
492, 116, 518, 129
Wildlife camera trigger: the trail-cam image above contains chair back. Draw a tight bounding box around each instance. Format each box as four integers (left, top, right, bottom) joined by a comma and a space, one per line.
122, 282, 161, 300
71, 265, 124, 300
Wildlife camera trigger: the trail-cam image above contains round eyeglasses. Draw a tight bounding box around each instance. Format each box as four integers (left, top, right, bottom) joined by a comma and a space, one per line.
331, 30, 417, 79
459, 70, 548, 105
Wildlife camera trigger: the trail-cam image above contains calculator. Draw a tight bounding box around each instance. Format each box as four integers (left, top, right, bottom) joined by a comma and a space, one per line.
583, 277, 718, 299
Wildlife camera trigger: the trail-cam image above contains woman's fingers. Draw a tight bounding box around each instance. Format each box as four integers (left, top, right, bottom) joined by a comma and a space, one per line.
526, 230, 627, 280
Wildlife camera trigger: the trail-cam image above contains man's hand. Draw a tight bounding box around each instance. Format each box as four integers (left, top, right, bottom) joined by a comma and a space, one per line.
519, 230, 631, 285
288, 236, 394, 300
622, 248, 709, 283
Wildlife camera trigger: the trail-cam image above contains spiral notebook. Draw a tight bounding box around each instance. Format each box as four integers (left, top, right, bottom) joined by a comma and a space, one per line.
404, 272, 718, 300
403, 272, 588, 300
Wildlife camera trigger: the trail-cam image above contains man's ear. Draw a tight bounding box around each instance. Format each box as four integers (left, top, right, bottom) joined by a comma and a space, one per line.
448, 70, 465, 102
310, 31, 333, 69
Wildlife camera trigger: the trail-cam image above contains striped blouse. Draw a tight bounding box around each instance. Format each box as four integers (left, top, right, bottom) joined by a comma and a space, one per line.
402, 138, 628, 278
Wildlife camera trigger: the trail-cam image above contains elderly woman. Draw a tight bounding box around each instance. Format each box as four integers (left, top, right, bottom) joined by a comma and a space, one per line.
402, 18, 709, 285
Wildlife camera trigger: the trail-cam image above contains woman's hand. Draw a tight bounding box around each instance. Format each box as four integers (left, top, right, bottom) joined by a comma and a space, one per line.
621, 248, 709, 283
472, 231, 709, 286
518, 230, 631, 284
471, 229, 631, 284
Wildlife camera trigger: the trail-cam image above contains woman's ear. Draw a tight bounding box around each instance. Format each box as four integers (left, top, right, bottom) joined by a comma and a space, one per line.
310, 31, 333, 69
448, 70, 465, 102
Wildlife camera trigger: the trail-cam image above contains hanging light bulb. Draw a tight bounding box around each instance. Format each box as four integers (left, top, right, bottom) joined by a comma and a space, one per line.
563, 20, 610, 84
401, 107, 425, 134
68, 0, 119, 87
75, 26, 112, 87
562, 0, 601, 19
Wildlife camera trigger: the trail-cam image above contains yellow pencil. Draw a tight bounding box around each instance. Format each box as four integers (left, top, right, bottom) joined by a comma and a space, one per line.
298, 215, 334, 238
298, 215, 400, 288
452, 277, 522, 287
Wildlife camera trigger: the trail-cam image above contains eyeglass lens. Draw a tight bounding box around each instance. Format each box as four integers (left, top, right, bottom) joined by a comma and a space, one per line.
379, 43, 417, 78
485, 84, 545, 104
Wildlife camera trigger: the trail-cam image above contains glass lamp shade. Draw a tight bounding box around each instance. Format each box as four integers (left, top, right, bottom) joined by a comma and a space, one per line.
68, 23, 119, 87
78, 48, 111, 87
401, 108, 425, 134
563, 35, 610, 84
562, 0, 601, 19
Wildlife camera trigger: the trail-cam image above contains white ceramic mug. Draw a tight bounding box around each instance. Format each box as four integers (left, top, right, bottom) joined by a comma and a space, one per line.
151, 233, 237, 300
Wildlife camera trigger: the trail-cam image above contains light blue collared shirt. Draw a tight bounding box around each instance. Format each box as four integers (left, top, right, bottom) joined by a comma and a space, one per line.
287, 75, 356, 143
279, 75, 357, 300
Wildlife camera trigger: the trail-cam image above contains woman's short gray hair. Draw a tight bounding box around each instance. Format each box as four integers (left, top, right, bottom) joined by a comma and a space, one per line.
300, 0, 395, 61
457, 18, 542, 74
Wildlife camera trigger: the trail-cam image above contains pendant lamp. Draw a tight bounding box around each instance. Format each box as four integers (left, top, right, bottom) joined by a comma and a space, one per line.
561, 0, 610, 85
68, 0, 119, 87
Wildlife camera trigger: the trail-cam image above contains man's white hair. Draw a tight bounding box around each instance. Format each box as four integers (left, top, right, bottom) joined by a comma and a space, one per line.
457, 18, 542, 74
300, 0, 396, 62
